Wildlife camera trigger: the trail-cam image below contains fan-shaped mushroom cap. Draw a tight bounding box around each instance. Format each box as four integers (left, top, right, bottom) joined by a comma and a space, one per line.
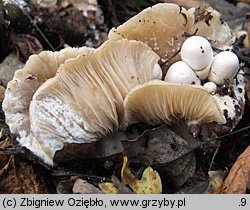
2, 47, 94, 136
22, 39, 160, 164
108, 3, 234, 74
187, 7, 234, 49
109, 3, 188, 70
124, 80, 226, 126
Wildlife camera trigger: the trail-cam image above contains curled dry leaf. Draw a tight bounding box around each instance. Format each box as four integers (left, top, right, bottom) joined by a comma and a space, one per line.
122, 125, 195, 165
73, 178, 103, 194
130, 166, 162, 194
99, 175, 133, 194
221, 145, 250, 194
122, 125, 196, 188
0, 155, 49, 193
99, 182, 119, 194
100, 156, 162, 194
15, 34, 43, 62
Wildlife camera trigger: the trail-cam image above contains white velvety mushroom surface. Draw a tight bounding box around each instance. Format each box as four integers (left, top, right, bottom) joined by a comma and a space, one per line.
15, 39, 160, 165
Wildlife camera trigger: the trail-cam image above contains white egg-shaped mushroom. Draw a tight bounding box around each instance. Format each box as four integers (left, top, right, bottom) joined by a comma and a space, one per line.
195, 60, 212, 81
152, 63, 162, 79
181, 36, 213, 71
204, 82, 217, 94
164, 61, 201, 85
208, 51, 239, 85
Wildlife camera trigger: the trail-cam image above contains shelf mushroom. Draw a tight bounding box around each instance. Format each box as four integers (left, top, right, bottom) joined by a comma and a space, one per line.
6, 39, 160, 165
124, 80, 226, 127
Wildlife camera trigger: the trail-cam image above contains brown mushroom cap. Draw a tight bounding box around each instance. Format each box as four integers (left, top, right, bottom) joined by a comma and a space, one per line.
26, 39, 159, 164
124, 80, 226, 126
108, 3, 234, 74
2, 47, 94, 136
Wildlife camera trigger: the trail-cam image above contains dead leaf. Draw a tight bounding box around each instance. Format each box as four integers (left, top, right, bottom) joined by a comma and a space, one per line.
121, 156, 137, 185
221, 145, 250, 194
121, 156, 162, 194
158, 152, 196, 189
205, 171, 227, 194
122, 125, 195, 165
15, 34, 43, 62
73, 178, 103, 194
130, 166, 162, 194
0, 155, 49, 193
99, 156, 162, 194
99, 182, 118, 194
110, 175, 134, 193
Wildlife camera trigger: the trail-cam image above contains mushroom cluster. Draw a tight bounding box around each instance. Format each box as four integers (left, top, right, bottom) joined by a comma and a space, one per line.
108, 3, 245, 132
2, 3, 246, 165
165, 35, 240, 91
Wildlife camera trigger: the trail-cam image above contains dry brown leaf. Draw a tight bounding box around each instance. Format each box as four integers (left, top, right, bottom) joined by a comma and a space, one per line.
0, 155, 49, 193
205, 171, 227, 194
221, 145, 250, 194
15, 34, 43, 62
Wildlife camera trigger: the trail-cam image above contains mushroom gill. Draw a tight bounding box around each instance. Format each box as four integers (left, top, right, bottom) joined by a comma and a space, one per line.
2, 47, 94, 137
124, 80, 226, 127
25, 39, 160, 164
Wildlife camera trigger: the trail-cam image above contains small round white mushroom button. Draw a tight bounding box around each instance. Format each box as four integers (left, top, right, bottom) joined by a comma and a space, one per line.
164, 61, 201, 85
152, 63, 162, 79
208, 51, 239, 85
203, 82, 217, 94
195, 60, 212, 81
181, 36, 213, 70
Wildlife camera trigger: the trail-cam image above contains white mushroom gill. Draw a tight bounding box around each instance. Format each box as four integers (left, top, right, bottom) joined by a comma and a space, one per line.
24, 39, 160, 164
2, 47, 94, 137
124, 80, 226, 127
